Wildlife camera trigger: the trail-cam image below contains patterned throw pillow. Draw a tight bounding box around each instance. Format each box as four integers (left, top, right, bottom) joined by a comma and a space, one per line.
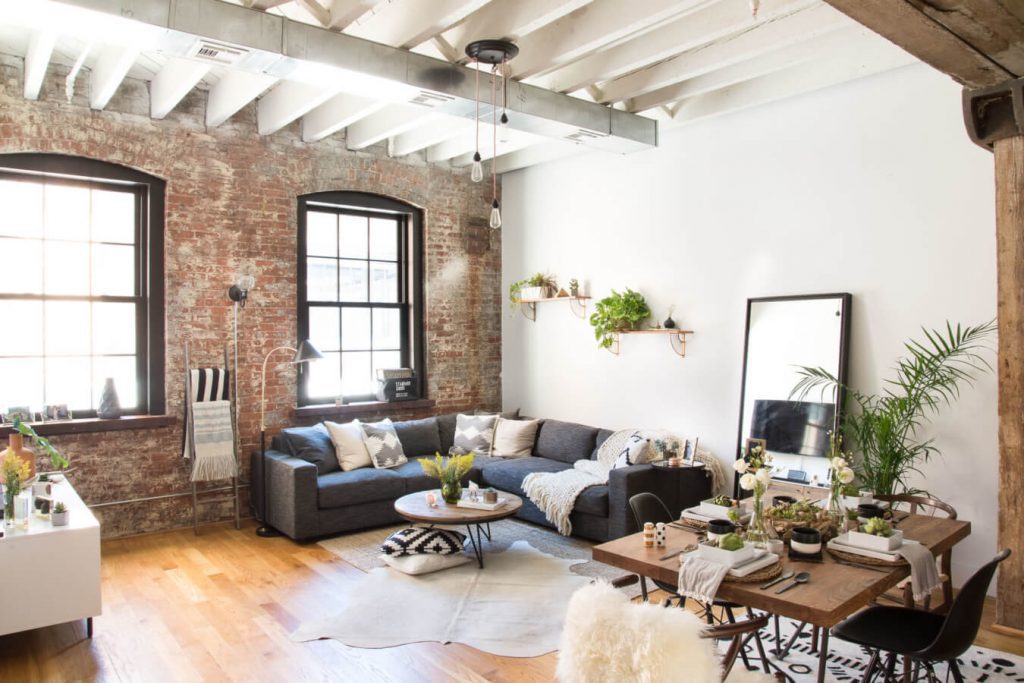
452, 413, 496, 455
361, 419, 408, 469
381, 527, 467, 556
619, 432, 651, 465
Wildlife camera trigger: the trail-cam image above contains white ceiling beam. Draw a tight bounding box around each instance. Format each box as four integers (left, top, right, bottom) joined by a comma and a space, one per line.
494, 141, 581, 174
441, 0, 593, 57
426, 130, 480, 163
257, 81, 338, 135
629, 24, 873, 113
150, 57, 210, 119
23, 30, 56, 100
389, 117, 473, 157
328, 0, 385, 30
346, 106, 437, 150
302, 93, 385, 142
344, 0, 492, 49
89, 45, 138, 110
450, 133, 540, 165
249, 0, 293, 9
597, 3, 850, 105
295, 0, 331, 27
532, 0, 816, 94
667, 37, 915, 127
510, 0, 707, 80
206, 71, 278, 127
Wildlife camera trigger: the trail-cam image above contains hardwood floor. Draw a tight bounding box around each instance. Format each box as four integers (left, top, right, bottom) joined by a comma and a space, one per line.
0, 520, 1020, 682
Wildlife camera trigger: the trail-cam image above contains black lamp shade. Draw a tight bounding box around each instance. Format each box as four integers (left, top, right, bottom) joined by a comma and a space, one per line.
293, 339, 323, 364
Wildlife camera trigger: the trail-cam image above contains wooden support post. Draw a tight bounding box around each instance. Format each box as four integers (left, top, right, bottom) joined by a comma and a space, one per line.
996, 134, 1024, 634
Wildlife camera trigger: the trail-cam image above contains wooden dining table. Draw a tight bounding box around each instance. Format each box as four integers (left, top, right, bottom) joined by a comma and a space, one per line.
592, 514, 971, 683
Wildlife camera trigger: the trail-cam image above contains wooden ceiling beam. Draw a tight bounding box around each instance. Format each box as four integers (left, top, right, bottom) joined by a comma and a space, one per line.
823, 0, 1022, 88
440, 0, 593, 57
343, 0, 492, 49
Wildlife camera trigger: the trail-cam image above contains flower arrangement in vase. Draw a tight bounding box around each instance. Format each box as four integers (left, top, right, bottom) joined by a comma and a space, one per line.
826, 432, 856, 526
2, 454, 31, 528
419, 452, 475, 504
733, 439, 773, 547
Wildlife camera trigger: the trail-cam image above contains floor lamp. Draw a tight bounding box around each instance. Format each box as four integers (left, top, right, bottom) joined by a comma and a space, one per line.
256, 339, 322, 538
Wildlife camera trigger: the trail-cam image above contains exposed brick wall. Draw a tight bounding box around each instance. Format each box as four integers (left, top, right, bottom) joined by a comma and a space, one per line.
0, 57, 502, 537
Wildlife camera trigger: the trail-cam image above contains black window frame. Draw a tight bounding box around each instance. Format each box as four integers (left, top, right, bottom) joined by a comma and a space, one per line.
297, 191, 425, 406
0, 153, 166, 417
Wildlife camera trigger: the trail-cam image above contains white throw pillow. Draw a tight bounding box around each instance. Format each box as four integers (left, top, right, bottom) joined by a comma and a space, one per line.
325, 420, 372, 471
381, 552, 471, 575
619, 432, 652, 465
490, 418, 539, 457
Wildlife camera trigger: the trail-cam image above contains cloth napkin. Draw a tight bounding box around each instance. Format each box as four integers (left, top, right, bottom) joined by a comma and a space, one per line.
895, 542, 941, 602
677, 556, 731, 604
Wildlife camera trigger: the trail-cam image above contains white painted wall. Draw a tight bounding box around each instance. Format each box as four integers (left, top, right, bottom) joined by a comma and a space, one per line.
501, 63, 998, 584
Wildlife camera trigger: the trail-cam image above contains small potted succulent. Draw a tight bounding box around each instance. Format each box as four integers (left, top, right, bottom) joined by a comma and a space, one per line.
51, 501, 69, 527
482, 487, 498, 504
700, 494, 741, 519
569, 278, 580, 297
849, 517, 903, 551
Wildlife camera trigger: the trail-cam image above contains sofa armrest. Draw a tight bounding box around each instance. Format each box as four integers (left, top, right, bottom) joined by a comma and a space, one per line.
607, 465, 679, 539
251, 449, 319, 540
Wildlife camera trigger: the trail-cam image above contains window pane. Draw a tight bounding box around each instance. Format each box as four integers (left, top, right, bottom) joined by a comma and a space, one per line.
45, 301, 91, 356
91, 243, 135, 296
0, 179, 43, 238
372, 308, 401, 350
0, 357, 43, 410
341, 351, 373, 397
369, 261, 398, 302
0, 300, 43, 357
308, 307, 340, 353
307, 257, 338, 302
306, 211, 337, 257
45, 241, 90, 295
44, 184, 90, 241
339, 259, 368, 302
369, 218, 398, 261
93, 356, 138, 410
339, 214, 368, 259
307, 351, 341, 399
342, 308, 371, 350
373, 350, 401, 378
93, 302, 136, 355
0, 238, 43, 294
45, 356, 93, 411
91, 189, 135, 244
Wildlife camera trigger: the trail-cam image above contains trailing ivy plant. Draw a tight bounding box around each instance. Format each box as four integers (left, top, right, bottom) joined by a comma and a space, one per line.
589, 288, 651, 349
791, 320, 995, 496
508, 272, 558, 308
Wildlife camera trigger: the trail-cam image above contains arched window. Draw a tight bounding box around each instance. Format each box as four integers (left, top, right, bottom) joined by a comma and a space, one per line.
297, 192, 424, 405
0, 154, 165, 417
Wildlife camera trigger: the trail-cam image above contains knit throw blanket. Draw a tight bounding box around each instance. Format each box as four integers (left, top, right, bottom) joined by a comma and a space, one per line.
522, 430, 634, 536
186, 400, 238, 482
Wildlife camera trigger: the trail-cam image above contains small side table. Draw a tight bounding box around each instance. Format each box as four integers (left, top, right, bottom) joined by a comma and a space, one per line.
650, 461, 711, 516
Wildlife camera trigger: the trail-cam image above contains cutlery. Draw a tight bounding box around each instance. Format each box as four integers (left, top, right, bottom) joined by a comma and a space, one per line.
775, 571, 811, 594
760, 571, 794, 590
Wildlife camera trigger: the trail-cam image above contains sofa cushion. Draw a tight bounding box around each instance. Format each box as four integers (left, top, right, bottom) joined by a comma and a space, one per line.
575, 485, 609, 517
281, 423, 339, 476
534, 420, 599, 464
325, 419, 372, 471
393, 417, 442, 457
437, 412, 458, 455
490, 417, 540, 457
453, 413, 497, 454
362, 419, 408, 469
317, 468, 404, 508
480, 457, 571, 496
391, 458, 437, 493
592, 429, 615, 460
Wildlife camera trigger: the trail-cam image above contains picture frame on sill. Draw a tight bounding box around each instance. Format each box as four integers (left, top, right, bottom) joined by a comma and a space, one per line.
4, 406, 33, 424
44, 404, 72, 421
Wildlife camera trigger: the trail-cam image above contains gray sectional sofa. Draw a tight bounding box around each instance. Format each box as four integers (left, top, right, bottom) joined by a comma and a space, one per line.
251, 412, 710, 542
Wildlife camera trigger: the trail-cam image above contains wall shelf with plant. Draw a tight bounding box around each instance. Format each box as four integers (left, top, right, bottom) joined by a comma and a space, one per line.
510, 274, 590, 320
513, 295, 592, 321
589, 288, 695, 357
607, 328, 695, 357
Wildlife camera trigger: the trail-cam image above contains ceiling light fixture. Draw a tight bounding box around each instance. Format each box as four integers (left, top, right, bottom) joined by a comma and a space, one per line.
465, 39, 519, 230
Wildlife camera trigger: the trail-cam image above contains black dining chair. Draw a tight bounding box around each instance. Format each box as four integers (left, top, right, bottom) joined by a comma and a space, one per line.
832, 549, 1011, 682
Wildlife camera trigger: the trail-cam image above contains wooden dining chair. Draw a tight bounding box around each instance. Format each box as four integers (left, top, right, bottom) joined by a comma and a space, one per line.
874, 494, 957, 611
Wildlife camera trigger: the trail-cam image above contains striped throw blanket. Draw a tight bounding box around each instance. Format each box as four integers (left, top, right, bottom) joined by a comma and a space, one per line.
182, 367, 236, 481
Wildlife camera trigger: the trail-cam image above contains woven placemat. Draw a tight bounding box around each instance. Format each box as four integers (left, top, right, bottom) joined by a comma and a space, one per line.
724, 559, 782, 583
674, 518, 708, 531
827, 546, 908, 567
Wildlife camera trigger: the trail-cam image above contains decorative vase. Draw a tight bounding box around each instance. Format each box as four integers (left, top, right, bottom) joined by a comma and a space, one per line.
1, 433, 36, 483
98, 378, 122, 419
441, 480, 462, 504
3, 486, 13, 528
826, 487, 846, 529
664, 316, 676, 329
744, 483, 772, 549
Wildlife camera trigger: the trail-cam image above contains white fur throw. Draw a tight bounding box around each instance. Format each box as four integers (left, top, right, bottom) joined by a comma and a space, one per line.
557, 582, 774, 683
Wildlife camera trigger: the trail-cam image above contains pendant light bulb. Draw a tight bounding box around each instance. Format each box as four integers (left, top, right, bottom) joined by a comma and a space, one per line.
489, 198, 502, 230
471, 151, 484, 183
499, 112, 510, 143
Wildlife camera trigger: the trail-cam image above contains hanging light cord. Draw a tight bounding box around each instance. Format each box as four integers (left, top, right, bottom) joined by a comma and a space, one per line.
474, 58, 480, 157
491, 63, 498, 200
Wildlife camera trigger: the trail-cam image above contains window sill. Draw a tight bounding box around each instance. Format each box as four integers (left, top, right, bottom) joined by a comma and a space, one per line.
0, 415, 176, 438
294, 398, 436, 420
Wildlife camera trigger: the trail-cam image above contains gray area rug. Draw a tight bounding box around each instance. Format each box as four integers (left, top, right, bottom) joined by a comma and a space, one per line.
317, 517, 643, 597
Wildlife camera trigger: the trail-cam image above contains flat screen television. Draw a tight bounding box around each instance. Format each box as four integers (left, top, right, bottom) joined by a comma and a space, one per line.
750, 399, 835, 458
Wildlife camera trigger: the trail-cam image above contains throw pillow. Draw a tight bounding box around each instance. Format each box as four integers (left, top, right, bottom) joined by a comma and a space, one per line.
612, 451, 630, 469
380, 527, 467, 556
381, 552, 471, 576
361, 418, 408, 469
393, 417, 442, 457
619, 432, 652, 465
490, 417, 540, 457
453, 413, 496, 455
280, 424, 339, 476
324, 420, 372, 472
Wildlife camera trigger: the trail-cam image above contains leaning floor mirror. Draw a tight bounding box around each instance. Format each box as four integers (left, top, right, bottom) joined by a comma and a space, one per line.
735, 293, 852, 494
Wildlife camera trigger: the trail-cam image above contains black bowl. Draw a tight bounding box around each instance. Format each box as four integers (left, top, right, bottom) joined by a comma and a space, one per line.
772, 495, 797, 507
791, 526, 822, 544
707, 519, 735, 536
858, 503, 885, 519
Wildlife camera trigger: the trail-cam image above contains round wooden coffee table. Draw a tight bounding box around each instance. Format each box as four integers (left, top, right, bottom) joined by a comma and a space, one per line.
393, 489, 523, 568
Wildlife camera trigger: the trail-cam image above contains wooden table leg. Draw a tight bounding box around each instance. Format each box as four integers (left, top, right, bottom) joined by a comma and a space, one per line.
816, 628, 829, 683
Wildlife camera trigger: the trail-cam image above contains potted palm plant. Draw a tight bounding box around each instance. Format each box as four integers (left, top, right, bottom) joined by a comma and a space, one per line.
792, 321, 995, 496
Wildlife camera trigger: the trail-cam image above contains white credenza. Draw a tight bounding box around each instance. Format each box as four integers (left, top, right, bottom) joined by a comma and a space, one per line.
0, 478, 101, 637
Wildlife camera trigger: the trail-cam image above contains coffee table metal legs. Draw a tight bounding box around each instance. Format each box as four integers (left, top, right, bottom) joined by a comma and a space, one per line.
465, 524, 486, 568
